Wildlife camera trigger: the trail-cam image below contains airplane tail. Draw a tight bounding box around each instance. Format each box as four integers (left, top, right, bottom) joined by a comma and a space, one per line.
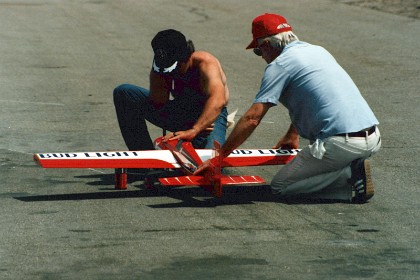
155, 138, 202, 174
158, 140, 265, 198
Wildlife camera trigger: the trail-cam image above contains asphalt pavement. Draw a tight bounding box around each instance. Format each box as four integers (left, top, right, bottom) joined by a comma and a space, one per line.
1, 0, 419, 279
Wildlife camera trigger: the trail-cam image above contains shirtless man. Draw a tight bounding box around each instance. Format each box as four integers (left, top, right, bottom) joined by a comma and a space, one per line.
113, 29, 229, 151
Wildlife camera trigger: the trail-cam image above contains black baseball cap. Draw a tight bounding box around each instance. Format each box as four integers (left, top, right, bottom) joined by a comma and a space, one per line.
151, 29, 189, 74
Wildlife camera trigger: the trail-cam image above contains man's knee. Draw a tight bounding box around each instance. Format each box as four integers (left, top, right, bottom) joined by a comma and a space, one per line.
113, 84, 130, 103
270, 177, 286, 195
113, 84, 149, 107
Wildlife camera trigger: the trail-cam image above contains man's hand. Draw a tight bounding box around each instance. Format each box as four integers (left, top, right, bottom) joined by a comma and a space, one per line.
162, 128, 198, 142
272, 124, 299, 149
193, 159, 214, 175
204, 123, 214, 131
272, 136, 299, 149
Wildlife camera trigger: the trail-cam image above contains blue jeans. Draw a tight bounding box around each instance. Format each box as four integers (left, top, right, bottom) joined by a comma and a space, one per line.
113, 84, 228, 150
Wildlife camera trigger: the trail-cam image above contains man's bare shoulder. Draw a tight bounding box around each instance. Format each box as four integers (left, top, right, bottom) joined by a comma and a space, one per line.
191, 51, 220, 65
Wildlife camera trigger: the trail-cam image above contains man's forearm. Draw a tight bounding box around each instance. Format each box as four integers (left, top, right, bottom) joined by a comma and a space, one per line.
192, 95, 225, 133
221, 102, 271, 158
220, 116, 258, 158
286, 123, 298, 137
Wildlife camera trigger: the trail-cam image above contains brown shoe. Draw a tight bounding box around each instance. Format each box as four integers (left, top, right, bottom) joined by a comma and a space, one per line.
350, 159, 374, 203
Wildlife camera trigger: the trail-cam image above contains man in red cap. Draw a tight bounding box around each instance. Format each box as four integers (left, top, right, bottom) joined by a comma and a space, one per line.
196, 14, 381, 203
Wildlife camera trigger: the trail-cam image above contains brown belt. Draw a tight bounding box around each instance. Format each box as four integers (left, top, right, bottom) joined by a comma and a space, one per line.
336, 126, 376, 137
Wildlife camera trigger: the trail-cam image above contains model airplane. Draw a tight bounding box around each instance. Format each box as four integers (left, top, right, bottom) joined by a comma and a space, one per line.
33, 137, 300, 198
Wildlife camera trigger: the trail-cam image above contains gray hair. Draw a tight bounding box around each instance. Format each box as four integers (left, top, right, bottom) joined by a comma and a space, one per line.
257, 31, 299, 50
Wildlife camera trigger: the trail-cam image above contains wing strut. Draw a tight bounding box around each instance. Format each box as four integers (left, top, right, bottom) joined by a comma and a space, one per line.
209, 141, 222, 198
115, 168, 127, 190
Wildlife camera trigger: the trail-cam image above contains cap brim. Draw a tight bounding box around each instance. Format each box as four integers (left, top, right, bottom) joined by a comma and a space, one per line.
152, 59, 179, 74
246, 39, 257, 49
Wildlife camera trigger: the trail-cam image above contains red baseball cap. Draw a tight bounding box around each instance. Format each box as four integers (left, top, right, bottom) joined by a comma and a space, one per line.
246, 13, 293, 49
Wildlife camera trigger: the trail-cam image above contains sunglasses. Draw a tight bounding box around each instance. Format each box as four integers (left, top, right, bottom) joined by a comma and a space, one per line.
253, 48, 262, 56
253, 39, 267, 56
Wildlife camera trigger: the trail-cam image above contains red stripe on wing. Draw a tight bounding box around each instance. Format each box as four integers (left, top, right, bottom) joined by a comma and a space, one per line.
159, 175, 265, 186
222, 154, 295, 167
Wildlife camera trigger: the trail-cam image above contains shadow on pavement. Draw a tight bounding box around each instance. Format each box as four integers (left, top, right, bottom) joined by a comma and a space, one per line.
15, 174, 347, 207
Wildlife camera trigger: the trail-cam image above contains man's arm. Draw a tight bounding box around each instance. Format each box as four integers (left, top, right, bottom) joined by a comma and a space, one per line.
170, 53, 227, 141
194, 102, 271, 175
272, 123, 299, 149
220, 102, 272, 157
191, 58, 227, 132
148, 70, 170, 108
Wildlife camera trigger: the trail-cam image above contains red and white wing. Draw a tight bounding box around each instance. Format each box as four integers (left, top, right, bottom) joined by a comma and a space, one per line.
34, 148, 299, 169
33, 150, 181, 169
220, 148, 299, 167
